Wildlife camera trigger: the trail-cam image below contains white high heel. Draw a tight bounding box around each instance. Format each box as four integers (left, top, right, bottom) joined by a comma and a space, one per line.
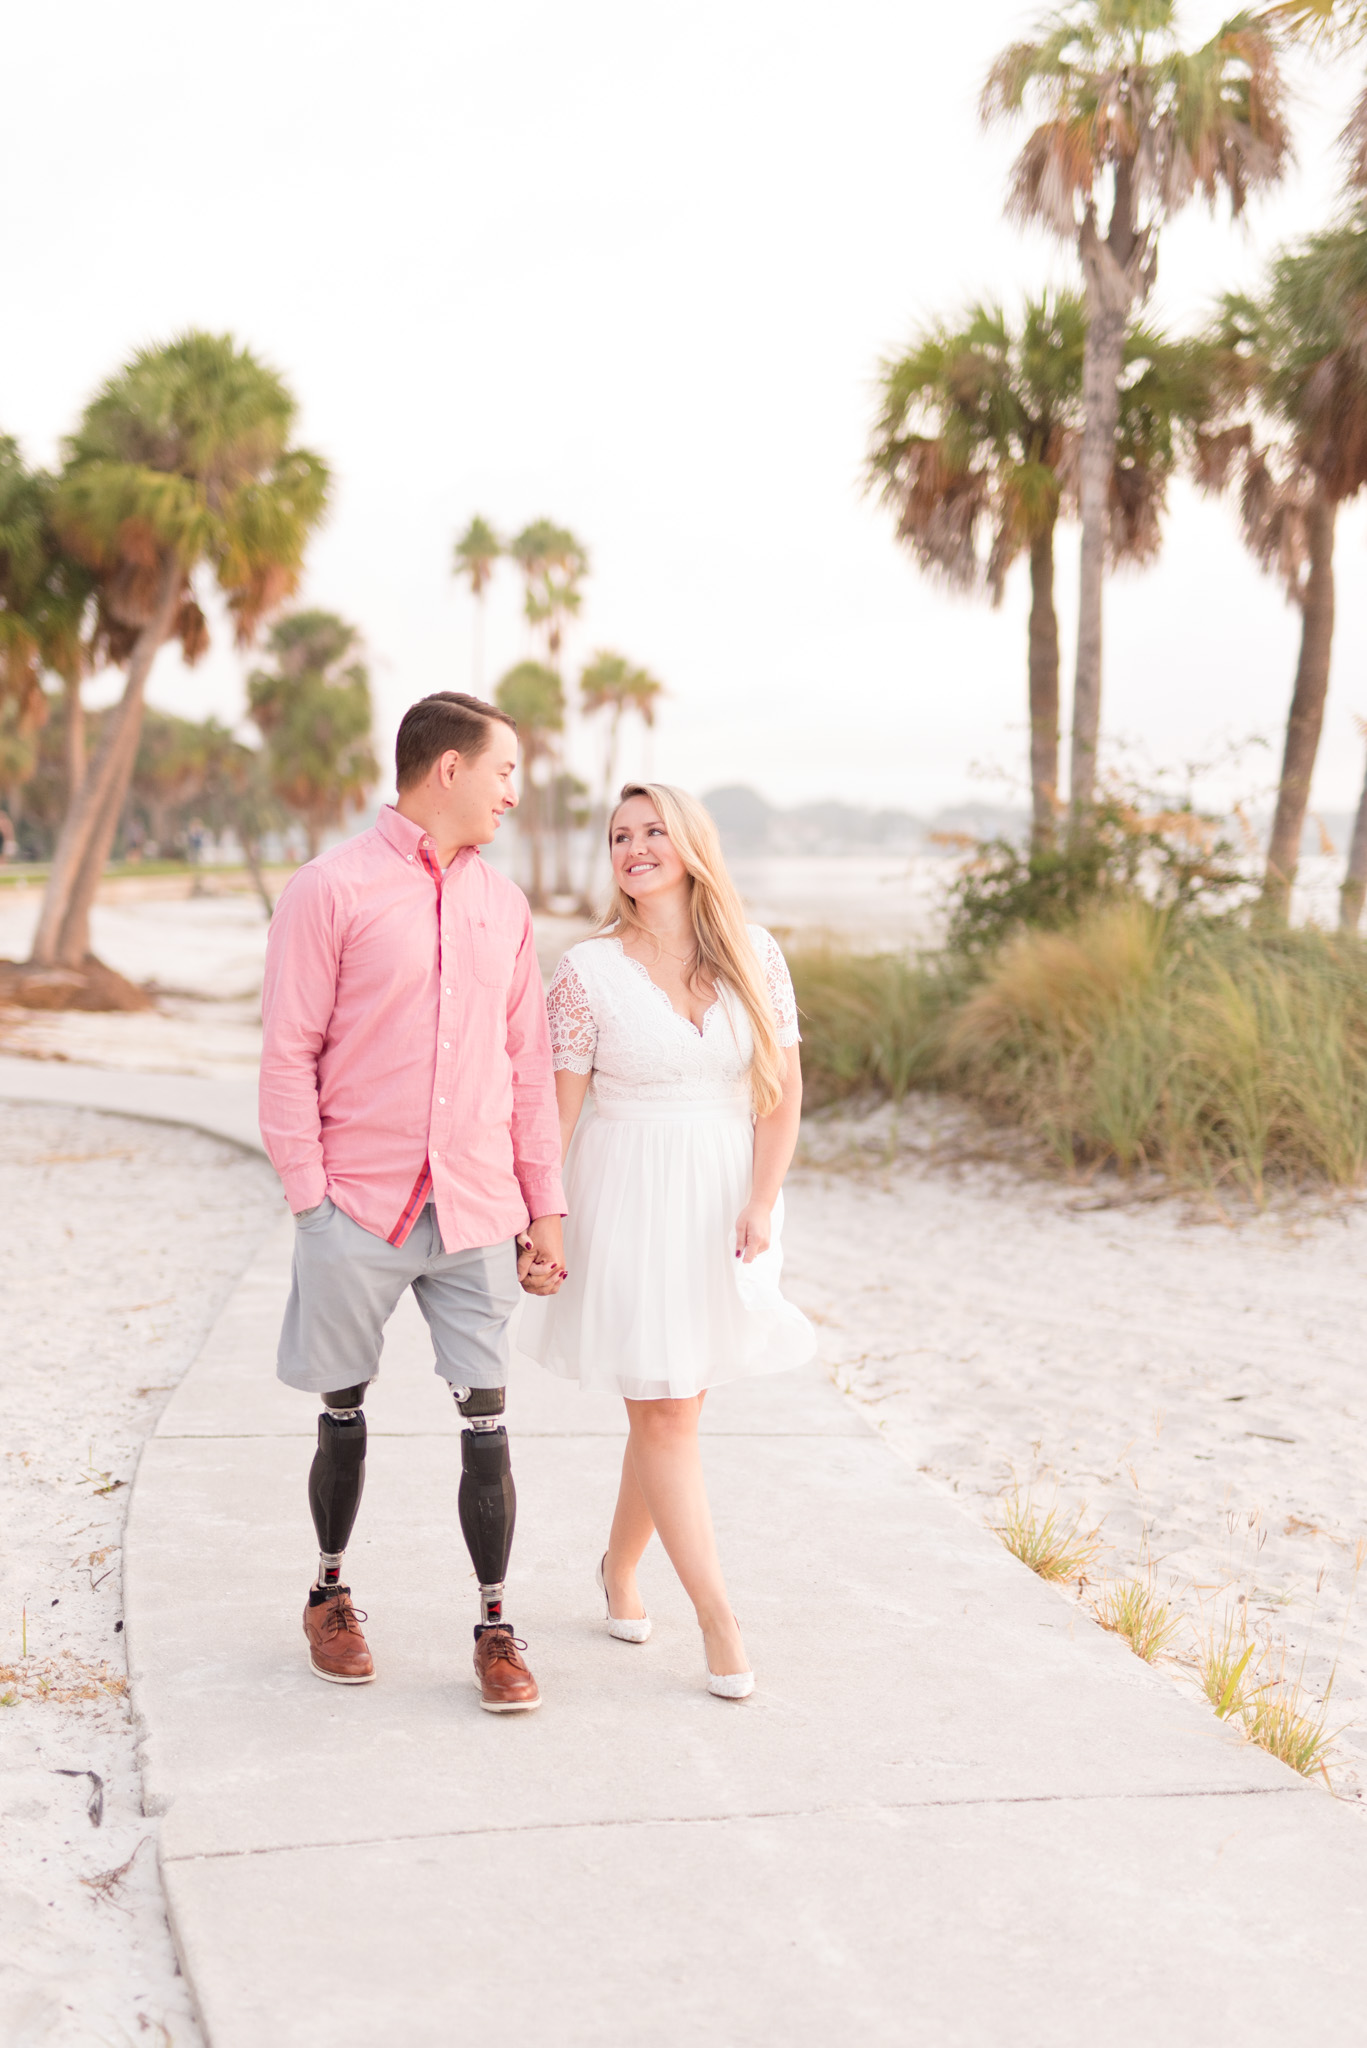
597, 1555, 651, 1643
706, 1615, 754, 1699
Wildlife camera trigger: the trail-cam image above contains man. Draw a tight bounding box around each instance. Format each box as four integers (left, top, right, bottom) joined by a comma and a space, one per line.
259, 691, 566, 1712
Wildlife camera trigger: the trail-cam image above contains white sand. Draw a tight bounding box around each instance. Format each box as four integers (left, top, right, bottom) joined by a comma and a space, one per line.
1, 1105, 282, 2047
785, 1102, 1367, 1808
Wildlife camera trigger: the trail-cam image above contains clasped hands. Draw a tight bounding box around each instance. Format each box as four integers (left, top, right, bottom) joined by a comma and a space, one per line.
517, 1214, 567, 1296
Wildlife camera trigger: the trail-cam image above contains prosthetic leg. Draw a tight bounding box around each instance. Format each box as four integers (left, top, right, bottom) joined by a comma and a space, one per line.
455, 1384, 538, 1709
453, 1385, 516, 1630
303, 1383, 374, 1683
309, 1383, 368, 1590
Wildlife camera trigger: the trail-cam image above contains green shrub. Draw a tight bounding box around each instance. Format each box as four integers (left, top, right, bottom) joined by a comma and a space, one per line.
787, 948, 963, 1109
945, 794, 1246, 957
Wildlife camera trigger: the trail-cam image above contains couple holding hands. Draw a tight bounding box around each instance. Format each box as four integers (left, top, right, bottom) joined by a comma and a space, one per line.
259, 691, 813, 1711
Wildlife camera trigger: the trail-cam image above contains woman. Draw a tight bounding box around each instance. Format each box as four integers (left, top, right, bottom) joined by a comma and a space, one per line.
522, 782, 814, 1698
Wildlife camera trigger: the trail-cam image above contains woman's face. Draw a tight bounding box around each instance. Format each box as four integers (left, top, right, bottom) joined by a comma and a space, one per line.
610, 796, 689, 902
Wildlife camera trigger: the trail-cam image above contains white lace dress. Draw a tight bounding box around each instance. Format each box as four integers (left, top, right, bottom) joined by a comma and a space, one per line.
519, 928, 817, 1399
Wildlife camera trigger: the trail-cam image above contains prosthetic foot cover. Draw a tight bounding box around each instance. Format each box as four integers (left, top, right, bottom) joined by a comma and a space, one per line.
458, 1427, 516, 1588
309, 1410, 367, 1558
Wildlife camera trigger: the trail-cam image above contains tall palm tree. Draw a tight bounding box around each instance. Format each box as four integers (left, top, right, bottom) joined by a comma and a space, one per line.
579, 649, 664, 898
248, 611, 378, 859
1200, 212, 1367, 919
869, 293, 1206, 850
30, 332, 328, 977
982, 2, 1289, 834
452, 515, 502, 691
495, 659, 564, 908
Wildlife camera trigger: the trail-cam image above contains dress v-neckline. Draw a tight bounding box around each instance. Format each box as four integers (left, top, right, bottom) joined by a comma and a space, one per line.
611, 939, 720, 1038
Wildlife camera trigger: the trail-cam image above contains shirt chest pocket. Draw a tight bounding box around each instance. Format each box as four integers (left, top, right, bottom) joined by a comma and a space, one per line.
467, 915, 515, 987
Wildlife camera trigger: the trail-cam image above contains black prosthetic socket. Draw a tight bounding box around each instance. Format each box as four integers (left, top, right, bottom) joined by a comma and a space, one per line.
309, 1384, 367, 1590
454, 1386, 516, 1630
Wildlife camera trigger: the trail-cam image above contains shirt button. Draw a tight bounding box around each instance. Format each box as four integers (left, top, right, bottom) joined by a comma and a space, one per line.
407, 854, 414, 863
431, 1147, 439, 1159
443, 1041, 450, 1049
444, 988, 452, 995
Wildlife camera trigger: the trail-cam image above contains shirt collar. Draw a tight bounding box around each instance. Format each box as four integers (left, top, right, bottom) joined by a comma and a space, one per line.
376, 804, 478, 874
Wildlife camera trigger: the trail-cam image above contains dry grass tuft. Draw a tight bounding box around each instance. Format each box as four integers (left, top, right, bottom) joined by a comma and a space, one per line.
1092, 1575, 1183, 1662
0, 1655, 127, 1705
1242, 1681, 1339, 1781
993, 1492, 1104, 1583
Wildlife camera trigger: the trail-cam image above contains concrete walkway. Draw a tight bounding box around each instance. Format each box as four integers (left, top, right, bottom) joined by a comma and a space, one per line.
5, 1056, 1366, 2044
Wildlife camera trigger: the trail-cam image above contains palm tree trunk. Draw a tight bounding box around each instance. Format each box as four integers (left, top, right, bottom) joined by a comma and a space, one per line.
64, 673, 85, 806
1027, 522, 1060, 852
1339, 739, 1367, 934
472, 596, 485, 694
1262, 490, 1336, 924
1069, 295, 1126, 834
1070, 189, 1148, 838
31, 557, 181, 968
242, 834, 275, 919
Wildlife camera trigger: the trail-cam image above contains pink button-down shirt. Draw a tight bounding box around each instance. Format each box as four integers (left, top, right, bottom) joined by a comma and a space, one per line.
259, 805, 565, 1252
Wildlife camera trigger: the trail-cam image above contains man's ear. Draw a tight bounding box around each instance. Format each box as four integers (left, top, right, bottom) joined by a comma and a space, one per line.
437, 748, 463, 788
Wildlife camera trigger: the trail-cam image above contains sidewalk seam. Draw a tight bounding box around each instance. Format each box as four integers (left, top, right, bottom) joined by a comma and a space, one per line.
163, 1780, 1309, 1864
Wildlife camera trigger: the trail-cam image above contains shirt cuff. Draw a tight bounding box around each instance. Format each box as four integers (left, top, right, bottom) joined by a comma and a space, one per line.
520, 1171, 567, 1220
282, 1164, 329, 1214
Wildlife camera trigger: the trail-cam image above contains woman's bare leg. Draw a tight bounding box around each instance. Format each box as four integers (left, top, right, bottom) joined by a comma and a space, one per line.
603, 1443, 652, 1621
620, 1394, 748, 1676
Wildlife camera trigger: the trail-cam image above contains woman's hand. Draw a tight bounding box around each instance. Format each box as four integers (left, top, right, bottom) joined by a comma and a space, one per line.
734, 1202, 772, 1264
517, 1216, 567, 1296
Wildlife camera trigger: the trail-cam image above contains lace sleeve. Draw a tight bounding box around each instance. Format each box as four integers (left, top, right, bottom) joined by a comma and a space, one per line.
754, 928, 800, 1047
546, 954, 597, 1073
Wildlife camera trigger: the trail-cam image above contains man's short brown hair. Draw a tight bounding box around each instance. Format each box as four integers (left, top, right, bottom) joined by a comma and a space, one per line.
394, 692, 516, 790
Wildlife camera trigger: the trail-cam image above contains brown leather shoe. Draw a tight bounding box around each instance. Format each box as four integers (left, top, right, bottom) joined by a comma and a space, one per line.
473, 1625, 541, 1712
303, 1587, 375, 1684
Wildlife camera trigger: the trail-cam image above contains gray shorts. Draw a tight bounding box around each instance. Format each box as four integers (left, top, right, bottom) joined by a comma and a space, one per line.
277, 1197, 521, 1396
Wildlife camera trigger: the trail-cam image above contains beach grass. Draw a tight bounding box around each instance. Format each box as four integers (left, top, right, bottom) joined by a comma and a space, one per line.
790, 909, 1367, 1194
1092, 1573, 1183, 1662
993, 1492, 1103, 1584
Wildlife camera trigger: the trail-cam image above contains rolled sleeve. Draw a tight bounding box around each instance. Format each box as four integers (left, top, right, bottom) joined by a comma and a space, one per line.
259, 865, 340, 1213
504, 912, 566, 1219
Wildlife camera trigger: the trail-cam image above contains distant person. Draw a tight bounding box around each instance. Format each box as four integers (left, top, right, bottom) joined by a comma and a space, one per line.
0, 809, 15, 861
522, 783, 814, 1698
259, 692, 566, 1711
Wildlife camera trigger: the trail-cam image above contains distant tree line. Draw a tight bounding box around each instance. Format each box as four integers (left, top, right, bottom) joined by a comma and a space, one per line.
452, 515, 663, 909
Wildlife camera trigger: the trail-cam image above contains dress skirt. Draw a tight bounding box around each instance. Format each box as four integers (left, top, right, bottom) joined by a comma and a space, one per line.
519, 1096, 816, 1400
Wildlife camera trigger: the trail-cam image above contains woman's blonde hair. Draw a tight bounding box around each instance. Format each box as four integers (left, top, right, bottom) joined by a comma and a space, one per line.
598, 782, 786, 1116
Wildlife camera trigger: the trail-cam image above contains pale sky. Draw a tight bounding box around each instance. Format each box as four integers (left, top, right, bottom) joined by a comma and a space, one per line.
2, 1, 1363, 820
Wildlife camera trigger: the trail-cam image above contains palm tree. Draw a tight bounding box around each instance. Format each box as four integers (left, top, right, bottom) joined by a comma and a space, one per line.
869, 293, 1207, 850
509, 521, 589, 894
452, 515, 502, 691
495, 659, 563, 908
982, 3, 1289, 834
579, 649, 664, 897
0, 438, 93, 812
1200, 213, 1367, 919
29, 332, 328, 979
248, 611, 378, 859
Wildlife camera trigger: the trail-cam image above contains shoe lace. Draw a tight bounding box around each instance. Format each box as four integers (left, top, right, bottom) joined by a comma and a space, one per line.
323, 1597, 367, 1639
481, 1628, 527, 1665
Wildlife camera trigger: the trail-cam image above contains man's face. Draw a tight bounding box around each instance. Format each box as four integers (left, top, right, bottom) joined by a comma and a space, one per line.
442, 726, 519, 845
